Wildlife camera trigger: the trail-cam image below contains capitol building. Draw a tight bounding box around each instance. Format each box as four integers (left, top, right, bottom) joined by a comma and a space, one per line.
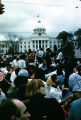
18, 19, 61, 53
0, 18, 78, 54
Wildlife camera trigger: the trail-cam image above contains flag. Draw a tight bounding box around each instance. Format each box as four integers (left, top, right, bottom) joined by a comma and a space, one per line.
0, 72, 4, 82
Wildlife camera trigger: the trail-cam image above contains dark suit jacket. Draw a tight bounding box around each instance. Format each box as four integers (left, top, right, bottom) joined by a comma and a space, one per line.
27, 93, 65, 120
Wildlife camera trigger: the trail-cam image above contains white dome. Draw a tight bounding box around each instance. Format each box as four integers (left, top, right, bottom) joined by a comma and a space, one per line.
33, 20, 46, 30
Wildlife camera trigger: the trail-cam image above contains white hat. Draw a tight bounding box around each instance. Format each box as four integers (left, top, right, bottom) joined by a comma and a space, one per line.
18, 69, 29, 77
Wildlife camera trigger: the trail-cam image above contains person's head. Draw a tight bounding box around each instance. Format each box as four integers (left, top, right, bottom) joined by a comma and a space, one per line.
0, 99, 31, 120
20, 54, 26, 60
46, 74, 60, 87
57, 67, 63, 75
27, 65, 36, 75
14, 76, 28, 89
34, 68, 45, 81
25, 79, 46, 97
18, 69, 29, 78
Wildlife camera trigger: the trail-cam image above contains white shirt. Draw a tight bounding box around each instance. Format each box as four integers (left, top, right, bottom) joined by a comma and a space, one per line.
68, 72, 81, 92
37, 50, 44, 58
0, 91, 6, 104
56, 52, 63, 60
12, 59, 18, 67
10, 71, 17, 86
18, 59, 26, 69
49, 86, 62, 103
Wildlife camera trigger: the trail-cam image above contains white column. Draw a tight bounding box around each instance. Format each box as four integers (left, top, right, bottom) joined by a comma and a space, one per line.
22, 42, 24, 53
41, 40, 42, 48
30, 41, 33, 50
47, 41, 49, 48
35, 40, 36, 50
38, 41, 39, 50
44, 40, 46, 51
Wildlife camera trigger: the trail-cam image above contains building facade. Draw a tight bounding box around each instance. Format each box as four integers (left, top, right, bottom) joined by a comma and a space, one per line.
19, 19, 61, 53
0, 19, 78, 54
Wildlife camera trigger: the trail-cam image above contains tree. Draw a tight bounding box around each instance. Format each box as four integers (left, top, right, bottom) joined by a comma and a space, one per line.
57, 31, 73, 47
74, 28, 81, 50
5, 33, 18, 54
0, 3, 4, 14
57, 31, 70, 42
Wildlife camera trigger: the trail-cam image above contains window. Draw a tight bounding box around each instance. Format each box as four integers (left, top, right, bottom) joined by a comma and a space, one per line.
24, 45, 26, 48
39, 33, 41, 36
50, 45, 52, 48
28, 45, 30, 49
36, 45, 38, 49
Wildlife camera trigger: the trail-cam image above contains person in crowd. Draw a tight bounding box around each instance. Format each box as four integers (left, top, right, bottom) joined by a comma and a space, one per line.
25, 79, 65, 120
68, 65, 81, 92
34, 68, 46, 81
0, 88, 7, 104
7, 75, 28, 99
28, 51, 35, 63
61, 65, 81, 120
46, 74, 62, 103
57, 66, 65, 88
77, 58, 81, 67
27, 65, 36, 79
10, 67, 20, 87
36, 48, 44, 63
0, 98, 31, 120
68, 93, 81, 120
61, 92, 81, 120
56, 49, 63, 63
0, 72, 12, 96
18, 54, 26, 69
18, 69, 29, 78
12, 56, 19, 68
45, 48, 52, 73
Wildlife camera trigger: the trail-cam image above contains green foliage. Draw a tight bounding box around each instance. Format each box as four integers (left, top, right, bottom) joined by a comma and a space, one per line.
0, 3, 4, 14
57, 31, 73, 42
57, 31, 74, 57
74, 29, 81, 37
8, 47, 14, 54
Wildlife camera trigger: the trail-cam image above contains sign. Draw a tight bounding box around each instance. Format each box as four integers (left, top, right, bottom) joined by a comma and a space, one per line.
0, 72, 4, 82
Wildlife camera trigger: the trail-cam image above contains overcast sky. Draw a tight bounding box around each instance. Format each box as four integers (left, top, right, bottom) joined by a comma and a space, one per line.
0, 0, 81, 37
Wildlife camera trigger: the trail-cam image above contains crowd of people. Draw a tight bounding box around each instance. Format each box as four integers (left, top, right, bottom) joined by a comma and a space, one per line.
0, 48, 81, 120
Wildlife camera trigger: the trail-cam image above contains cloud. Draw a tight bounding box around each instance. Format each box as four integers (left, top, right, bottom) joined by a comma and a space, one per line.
0, 0, 81, 37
